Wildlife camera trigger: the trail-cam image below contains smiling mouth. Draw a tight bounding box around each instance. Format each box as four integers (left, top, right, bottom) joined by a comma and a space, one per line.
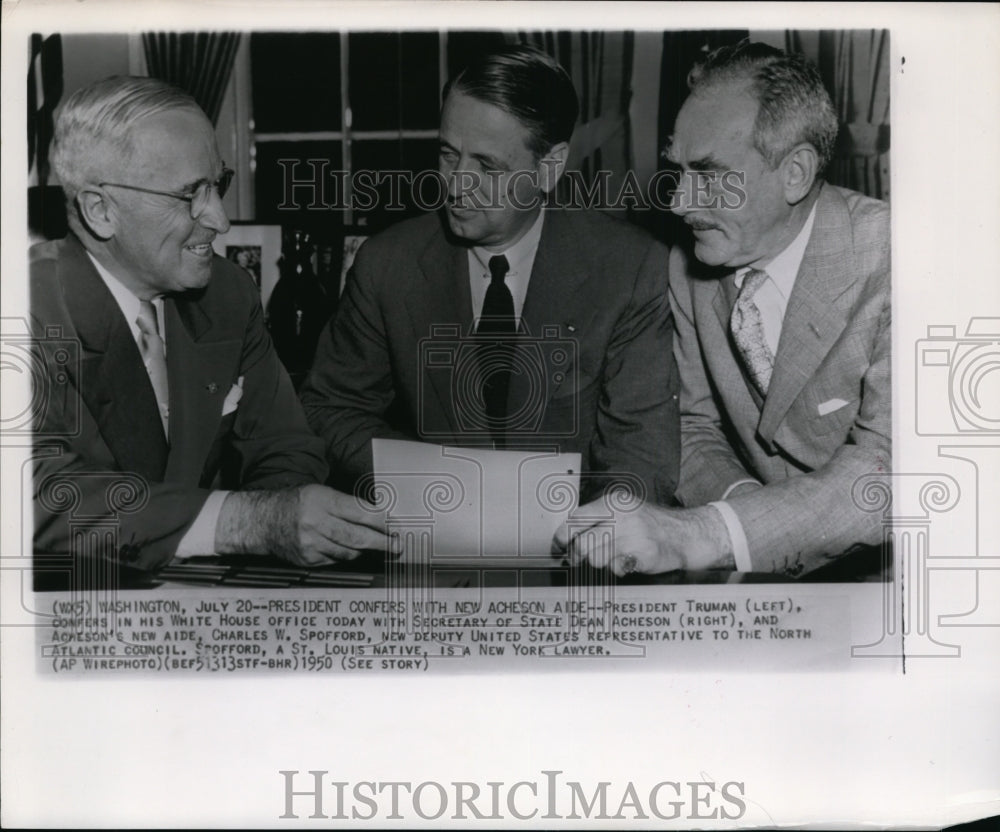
185, 242, 214, 257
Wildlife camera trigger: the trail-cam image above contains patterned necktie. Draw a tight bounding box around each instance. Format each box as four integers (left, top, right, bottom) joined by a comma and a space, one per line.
476, 255, 515, 440
136, 300, 170, 438
730, 268, 774, 398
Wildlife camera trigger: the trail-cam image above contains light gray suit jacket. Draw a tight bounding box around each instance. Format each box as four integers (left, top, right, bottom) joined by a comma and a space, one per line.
669, 183, 891, 575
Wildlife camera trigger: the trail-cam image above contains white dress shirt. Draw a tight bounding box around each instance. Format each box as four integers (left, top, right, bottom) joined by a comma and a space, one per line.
467, 209, 545, 325
87, 252, 227, 557
732, 202, 817, 356
709, 201, 818, 572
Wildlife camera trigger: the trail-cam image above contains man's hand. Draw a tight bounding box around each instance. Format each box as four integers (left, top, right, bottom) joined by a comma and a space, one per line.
291, 484, 396, 566
215, 485, 397, 567
553, 497, 735, 576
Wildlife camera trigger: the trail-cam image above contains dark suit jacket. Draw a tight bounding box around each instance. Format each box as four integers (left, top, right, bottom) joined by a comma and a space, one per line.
669, 183, 891, 575
30, 234, 328, 573
300, 209, 679, 504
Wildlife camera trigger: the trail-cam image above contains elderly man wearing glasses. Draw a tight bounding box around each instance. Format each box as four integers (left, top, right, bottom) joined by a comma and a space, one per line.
29, 76, 392, 584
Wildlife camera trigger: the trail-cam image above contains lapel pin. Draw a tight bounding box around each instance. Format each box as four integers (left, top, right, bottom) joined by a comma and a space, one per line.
566, 324, 577, 333
206, 383, 218, 394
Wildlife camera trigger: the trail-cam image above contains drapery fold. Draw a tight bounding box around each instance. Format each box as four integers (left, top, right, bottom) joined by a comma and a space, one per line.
785, 29, 890, 201
28, 34, 67, 240
28, 34, 63, 186
143, 32, 242, 125
515, 31, 635, 213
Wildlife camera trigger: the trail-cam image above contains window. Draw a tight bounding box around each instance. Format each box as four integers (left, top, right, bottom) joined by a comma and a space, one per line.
249, 31, 506, 232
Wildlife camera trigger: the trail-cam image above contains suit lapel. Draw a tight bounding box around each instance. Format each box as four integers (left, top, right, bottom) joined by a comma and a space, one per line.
509, 210, 596, 425
162, 290, 242, 483
58, 236, 168, 481
758, 185, 860, 443
407, 222, 473, 433
519, 211, 592, 335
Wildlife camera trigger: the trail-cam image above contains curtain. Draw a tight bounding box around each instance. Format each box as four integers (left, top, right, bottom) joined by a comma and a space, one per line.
143, 32, 241, 125
653, 30, 749, 243
785, 30, 890, 202
28, 34, 67, 240
28, 34, 63, 186
515, 31, 635, 215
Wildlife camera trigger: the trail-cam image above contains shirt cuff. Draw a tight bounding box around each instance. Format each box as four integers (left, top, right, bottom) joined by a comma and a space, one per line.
721, 478, 762, 500
707, 501, 753, 572
175, 491, 230, 558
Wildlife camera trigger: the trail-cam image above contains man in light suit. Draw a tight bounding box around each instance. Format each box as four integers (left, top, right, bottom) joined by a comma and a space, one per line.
31, 76, 392, 585
301, 46, 679, 504
557, 42, 890, 577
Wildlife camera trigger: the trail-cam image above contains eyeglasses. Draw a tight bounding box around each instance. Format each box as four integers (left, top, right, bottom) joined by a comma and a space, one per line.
99, 167, 235, 219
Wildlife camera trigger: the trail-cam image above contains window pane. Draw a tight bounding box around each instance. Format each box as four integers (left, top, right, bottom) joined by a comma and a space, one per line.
351, 138, 440, 232
251, 33, 341, 133
255, 140, 342, 225
348, 32, 440, 131
446, 31, 509, 79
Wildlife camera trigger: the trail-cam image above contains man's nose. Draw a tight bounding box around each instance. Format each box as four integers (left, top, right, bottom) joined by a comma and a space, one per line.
447, 166, 480, 202
670, 170, 693, 216
198, 187, 231, 234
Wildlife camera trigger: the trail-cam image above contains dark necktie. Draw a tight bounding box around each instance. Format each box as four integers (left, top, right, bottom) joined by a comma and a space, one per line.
730, 268, 774, 398
476, 255, 515, 440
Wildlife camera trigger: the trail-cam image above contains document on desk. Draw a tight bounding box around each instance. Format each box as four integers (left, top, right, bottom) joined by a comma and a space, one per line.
372, 439, 581, 561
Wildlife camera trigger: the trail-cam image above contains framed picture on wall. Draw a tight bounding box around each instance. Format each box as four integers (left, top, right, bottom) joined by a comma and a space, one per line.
339, 231, 369, 296
212, 222, 282, 306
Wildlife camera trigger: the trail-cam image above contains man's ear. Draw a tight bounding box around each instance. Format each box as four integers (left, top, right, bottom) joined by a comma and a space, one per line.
75, 187, 117, 240
781, 143, 819, 204
538, 141, 569, 194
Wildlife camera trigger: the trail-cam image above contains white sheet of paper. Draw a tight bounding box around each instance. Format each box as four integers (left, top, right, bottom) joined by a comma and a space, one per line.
372, 439, 581, 560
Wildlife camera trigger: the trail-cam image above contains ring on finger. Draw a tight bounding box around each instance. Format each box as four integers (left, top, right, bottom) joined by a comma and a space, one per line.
620, 554, 638, 575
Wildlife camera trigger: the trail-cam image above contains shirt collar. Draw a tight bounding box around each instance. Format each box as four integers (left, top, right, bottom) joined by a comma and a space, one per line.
470, 210, 546, 277
85, 251, 163, 335
735, 200, 818, 300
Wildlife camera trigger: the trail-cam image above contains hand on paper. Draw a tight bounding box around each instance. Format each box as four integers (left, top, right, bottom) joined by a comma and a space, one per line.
215, 484, 397, 567
553, 498, 734, 576
292, 484, 397, 566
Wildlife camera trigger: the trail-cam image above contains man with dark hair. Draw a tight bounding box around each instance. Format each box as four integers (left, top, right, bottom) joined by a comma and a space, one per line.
557, 42, 890, 578
31, 75, 392, 582
302, 45, 679, 504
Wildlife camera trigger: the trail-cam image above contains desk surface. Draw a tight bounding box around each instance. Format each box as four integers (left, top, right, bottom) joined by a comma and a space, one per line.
32, 545, 886, 591
150, 554, 757, 589
143, 551, 884, 589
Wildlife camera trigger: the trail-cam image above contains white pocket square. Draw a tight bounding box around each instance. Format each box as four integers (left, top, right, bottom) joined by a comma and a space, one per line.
222, 376, 244, 416
817, 397, 850, 416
